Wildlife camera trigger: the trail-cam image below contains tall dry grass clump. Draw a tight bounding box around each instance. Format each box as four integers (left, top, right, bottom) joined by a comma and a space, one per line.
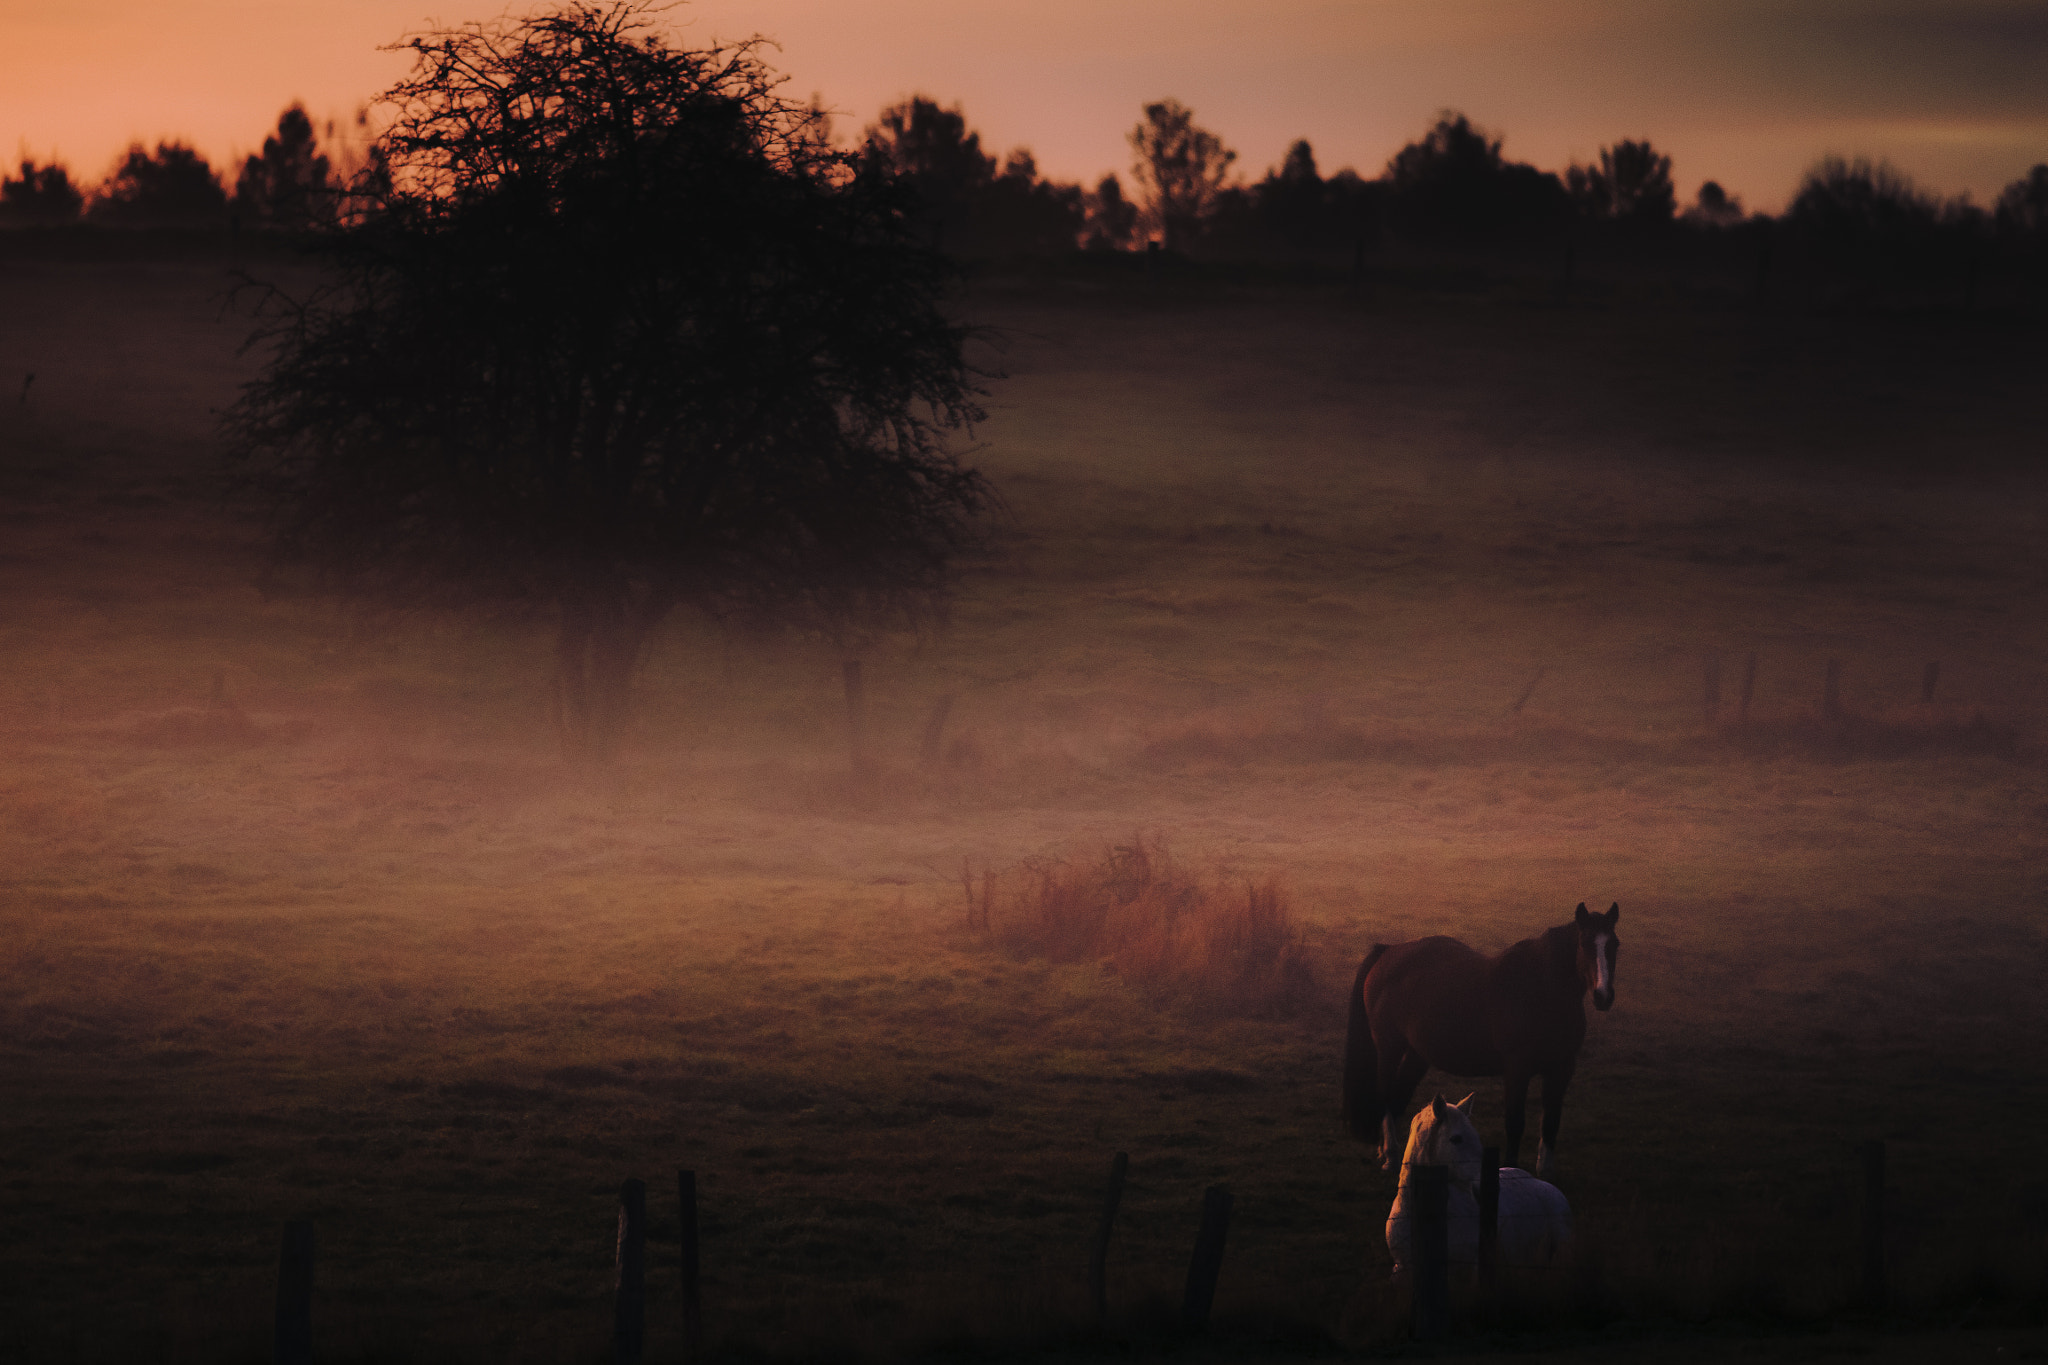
965, 836, 1317, 1017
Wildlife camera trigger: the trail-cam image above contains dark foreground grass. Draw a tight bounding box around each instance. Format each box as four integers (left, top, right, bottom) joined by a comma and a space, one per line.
4, 841, 2046, 1364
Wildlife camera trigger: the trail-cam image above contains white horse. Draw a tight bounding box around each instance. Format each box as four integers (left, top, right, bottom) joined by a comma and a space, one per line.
1386, 1094, 1572, 1274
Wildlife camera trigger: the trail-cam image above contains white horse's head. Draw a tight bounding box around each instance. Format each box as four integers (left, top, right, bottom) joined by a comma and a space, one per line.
1402, 1093, 1482, 1197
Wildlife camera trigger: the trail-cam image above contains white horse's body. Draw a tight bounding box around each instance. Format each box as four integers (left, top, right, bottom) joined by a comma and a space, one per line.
1386, 1095, 1572, 1273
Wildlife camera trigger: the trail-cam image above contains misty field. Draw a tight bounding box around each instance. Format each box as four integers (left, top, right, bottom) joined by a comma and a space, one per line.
2, 239, 2046, 1363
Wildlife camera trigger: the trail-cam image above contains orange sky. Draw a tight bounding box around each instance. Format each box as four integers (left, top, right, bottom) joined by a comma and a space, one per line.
5, 0, 2046, 212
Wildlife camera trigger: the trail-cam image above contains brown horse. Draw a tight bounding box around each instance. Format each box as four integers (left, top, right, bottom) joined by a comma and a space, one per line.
1343, 903, 1619, 1177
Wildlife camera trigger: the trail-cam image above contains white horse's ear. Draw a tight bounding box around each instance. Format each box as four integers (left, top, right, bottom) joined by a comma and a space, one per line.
1430, 1095, 1446, 1119
1455, 1093, 1475, 1114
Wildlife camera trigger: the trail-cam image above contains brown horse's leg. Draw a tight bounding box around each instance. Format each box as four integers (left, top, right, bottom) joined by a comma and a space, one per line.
1380, 1047, 1429, 1169
1537, 1061, 1575, 1179
1502, 1068, 1533, 1171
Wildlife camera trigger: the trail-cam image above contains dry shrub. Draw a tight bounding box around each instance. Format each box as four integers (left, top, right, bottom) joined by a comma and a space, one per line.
967, 835, 1317, 1017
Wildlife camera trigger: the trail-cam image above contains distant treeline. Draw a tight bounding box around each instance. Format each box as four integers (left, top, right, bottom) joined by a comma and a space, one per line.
856, 97, 2048, 305
0, 104, 378, 233
7, 93, 2047, 290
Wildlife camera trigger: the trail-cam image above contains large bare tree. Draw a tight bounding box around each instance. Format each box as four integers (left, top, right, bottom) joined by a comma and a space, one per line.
226, 2, 992, 762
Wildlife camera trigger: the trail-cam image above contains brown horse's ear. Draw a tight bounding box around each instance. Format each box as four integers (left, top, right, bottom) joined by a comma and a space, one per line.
1606, 902, 1620, 925
1430, 1095, 1447, 1120
1574, 902, 1590, 925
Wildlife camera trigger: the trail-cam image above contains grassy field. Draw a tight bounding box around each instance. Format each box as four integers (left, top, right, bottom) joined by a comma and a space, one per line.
1, 238, 2045, 1363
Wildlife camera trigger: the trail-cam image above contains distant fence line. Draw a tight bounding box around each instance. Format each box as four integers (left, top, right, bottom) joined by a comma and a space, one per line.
266, 1140, 1900, 1361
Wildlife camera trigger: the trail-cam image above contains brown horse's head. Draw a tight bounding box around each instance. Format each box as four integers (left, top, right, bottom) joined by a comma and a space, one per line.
1573, 902, 1620, 1011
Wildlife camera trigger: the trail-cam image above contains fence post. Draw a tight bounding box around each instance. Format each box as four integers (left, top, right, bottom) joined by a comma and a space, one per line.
1859, 1140, 1886, 1311
1181, 1184, 1233, 1333
1739, 653, 1758, 725
275, 1220, 314, 1365
917, 693, 955, 768
1089, 1152, 1129, 1331
678, 1170, 702, 1365
842, 660, 867, 773
1410, 1164, 1450, 1340
1478, 1146, 1500, 1291
616, 1177, 646, 1365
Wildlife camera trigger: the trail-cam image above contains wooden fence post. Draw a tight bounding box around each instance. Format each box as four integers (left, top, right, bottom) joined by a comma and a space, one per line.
275, 1220, 314, 1365
1479, 1146, 1500, 1290
1410, 1164, 1450, 1340
1089, 1152, 1129, 1331
678, 1170, 702, 1365
917, 693, 955, 768
1739, 653, 1758, 725
841, 660, 867, 772
1859, 1140, 1886, 1311
1180, 1184, 1233, 1333
616, 1177, 646, 1365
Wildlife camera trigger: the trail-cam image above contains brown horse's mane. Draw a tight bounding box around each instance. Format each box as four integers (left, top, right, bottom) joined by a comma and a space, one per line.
1539, 922, 1581, 985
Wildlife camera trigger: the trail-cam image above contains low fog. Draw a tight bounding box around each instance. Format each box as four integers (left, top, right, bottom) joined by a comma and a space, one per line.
2, 243, 2045, 1360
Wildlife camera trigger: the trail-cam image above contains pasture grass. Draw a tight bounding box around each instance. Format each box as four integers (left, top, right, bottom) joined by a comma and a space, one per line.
1, 245, 2046, 1360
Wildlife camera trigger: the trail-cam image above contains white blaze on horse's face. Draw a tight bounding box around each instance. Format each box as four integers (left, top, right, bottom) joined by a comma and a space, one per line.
1592, 932, 1614, 1011
1574, 901, 1619, 1012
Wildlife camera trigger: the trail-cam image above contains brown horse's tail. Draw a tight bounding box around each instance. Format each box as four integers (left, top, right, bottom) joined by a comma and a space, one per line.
1342, 945, 1389, 1142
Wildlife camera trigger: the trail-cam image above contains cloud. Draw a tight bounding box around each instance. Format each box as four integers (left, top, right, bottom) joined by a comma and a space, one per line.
1677, 0, 2048, 119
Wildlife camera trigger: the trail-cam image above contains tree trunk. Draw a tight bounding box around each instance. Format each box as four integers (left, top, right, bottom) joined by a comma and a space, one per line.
551, 584, 670, 764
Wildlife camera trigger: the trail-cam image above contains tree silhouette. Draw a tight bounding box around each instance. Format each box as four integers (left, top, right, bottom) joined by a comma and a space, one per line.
1385, 111, 1566, 244
976, 149, 1085, 256
1083, 173, 1139, 251
1683, 179, 1745, 228
1791, 157, 1937, 242
1567, 139, 1675, 226
863, 98, 1081, 258
862, 96, 994, 253
1128, 99, 1236, 251
0, 158, 84, 225
1995, 164, 2048, 238
226, 2, 992, 763
1789, 155, 1947, 287
87, 141, 228, 227
1257, 139, 1325, 253
233, 104, 335, 230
